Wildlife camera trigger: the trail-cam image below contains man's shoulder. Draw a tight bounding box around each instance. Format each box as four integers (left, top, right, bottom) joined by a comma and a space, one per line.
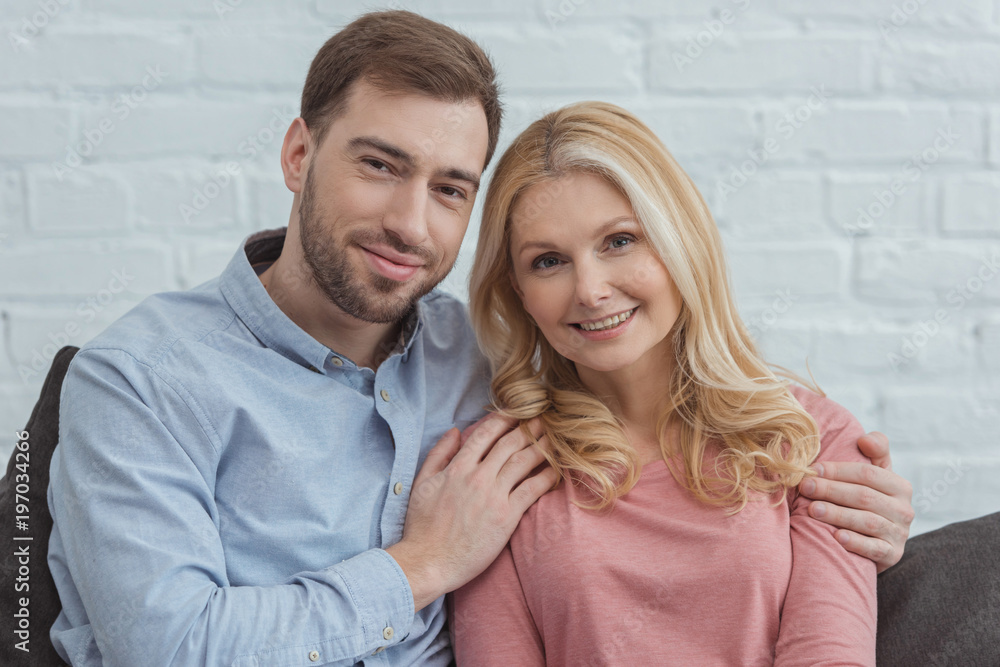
417, 289, 478, 349
77, 277, 236, 370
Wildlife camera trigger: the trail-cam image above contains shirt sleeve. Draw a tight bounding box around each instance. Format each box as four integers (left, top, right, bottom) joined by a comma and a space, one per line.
48, 348, 415, 667
773, 390, 878, 667
451, 543, 544, 666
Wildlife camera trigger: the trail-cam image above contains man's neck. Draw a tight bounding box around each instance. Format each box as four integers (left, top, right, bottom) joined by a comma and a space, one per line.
258, 255, 402, 370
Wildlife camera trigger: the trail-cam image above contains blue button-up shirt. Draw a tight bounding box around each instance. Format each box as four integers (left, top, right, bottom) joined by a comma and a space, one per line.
47, 228, 492, 666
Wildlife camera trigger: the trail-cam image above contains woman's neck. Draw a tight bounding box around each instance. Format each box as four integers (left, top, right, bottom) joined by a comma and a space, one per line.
576, 354, 676, 466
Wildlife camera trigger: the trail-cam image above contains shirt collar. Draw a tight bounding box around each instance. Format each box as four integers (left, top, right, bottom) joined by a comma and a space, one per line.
219, 227, 423, 373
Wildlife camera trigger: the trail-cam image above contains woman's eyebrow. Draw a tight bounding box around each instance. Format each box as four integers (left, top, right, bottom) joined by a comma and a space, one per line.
513, 216, 637, 258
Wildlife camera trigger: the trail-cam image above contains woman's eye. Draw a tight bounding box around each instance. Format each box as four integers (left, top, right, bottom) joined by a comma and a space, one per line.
610, 236, 632, 249
533, 256, 560, 270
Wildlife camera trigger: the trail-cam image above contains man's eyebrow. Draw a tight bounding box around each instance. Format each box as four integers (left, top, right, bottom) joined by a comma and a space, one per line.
442, 167, 480, 192
348, 136, 414, 166
348, 135, 481, 192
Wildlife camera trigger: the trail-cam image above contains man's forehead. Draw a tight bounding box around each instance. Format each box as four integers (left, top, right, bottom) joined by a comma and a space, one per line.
335, 81, 489, 172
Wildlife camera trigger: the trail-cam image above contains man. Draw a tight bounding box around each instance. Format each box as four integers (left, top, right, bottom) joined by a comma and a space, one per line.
47, 10, 913, 666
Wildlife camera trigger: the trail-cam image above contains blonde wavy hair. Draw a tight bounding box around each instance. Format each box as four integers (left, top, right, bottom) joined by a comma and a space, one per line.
469, 101, 823, 512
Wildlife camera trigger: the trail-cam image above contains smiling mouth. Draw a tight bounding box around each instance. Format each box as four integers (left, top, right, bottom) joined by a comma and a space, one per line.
573, 308, 636, 332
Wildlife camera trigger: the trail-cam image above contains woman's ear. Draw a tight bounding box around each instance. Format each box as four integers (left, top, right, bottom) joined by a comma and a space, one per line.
509, 269, 525, 300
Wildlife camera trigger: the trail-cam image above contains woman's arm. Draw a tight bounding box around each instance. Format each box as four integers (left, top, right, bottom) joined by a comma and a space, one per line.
775, 390, 878, 667
451, 543, 545, 666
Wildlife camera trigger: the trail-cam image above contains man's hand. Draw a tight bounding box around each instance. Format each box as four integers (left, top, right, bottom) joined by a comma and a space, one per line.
386, 414, 558, 611
798, 431, 914, 573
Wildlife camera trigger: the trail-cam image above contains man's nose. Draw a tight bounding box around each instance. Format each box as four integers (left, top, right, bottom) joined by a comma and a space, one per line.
382, 182, 430, 247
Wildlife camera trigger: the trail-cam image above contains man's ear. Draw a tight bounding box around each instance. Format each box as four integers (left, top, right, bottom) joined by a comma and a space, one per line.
281, 117, 312, 194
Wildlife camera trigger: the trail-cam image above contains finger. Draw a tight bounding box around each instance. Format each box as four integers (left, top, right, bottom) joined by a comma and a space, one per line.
801, 479, 912, 534
807, 497, 903, 541
459, 413, 493, 446
495, 436, 550, 490
827, 528, 900, 573
856, 431, 891, 469
481, 419, 546, 475
508, 465, 560, 519
806, 460, 910, 499
415, 428, 461, 486
454, 413, 520, 464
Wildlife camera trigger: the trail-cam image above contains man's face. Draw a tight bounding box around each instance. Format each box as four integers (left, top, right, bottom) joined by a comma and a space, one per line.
296, 80, 489, 323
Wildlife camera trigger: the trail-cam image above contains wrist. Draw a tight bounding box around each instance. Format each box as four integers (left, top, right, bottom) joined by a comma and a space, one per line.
385, 541, 448, 612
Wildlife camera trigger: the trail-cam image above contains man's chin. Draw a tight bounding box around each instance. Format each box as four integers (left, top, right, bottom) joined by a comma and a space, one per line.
327, 281, 427, 324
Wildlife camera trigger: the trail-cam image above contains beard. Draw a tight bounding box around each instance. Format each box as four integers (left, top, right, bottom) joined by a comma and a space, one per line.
297, 166, 446, 324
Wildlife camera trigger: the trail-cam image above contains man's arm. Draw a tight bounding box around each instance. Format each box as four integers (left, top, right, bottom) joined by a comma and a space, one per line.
49, 349, 554, 665
797, 431, 915, 573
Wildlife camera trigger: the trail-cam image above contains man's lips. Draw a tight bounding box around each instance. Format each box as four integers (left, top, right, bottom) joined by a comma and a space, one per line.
362, 244, 424, 267
360, 244, 425, 282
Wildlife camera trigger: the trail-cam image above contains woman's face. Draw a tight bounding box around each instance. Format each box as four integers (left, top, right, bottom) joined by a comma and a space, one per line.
508, 171, 682, 376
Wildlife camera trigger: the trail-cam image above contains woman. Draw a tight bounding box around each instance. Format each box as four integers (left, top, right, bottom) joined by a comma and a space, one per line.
453, 101, 876, 665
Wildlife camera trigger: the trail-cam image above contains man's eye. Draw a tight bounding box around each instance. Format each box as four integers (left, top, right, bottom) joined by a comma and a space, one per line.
439, 186, 466, 199
364, 159, 388, 171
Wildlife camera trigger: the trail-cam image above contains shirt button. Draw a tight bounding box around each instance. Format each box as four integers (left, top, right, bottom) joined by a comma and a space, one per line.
393, 482, 403, 495
308, 650, 320, 661
373, 646, 386, 655
383, 626, 394, 640
380, 389, 390, 402
331, 357, 343, 367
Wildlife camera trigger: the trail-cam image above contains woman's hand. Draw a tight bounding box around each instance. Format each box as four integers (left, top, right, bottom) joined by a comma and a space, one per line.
797, 431, 915, 573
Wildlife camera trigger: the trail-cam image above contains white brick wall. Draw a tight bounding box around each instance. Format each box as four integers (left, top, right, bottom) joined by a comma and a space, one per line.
1, 0, 998, 536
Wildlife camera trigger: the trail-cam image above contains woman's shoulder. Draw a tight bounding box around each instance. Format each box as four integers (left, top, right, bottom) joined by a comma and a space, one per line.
787, 384, 868, 463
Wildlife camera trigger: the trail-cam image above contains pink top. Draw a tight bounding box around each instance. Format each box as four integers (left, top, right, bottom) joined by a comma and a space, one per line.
452, 386, 877, 666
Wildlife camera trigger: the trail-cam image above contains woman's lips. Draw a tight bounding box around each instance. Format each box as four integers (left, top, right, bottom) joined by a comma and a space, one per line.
570, 307, 637, 341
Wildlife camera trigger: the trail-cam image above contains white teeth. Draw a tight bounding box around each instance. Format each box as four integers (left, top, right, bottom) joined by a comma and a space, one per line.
579, 309, 634, 332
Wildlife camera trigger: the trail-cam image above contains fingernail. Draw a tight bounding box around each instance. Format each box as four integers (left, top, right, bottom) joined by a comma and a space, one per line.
814, 463, 825, 477
802, 479, 816, 495
812, 501, 826, 517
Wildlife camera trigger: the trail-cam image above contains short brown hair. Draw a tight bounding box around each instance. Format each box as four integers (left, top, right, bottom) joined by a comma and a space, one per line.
300, 10, 502, 168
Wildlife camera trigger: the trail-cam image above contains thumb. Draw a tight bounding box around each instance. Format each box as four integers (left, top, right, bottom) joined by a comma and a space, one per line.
857, 431, 892, 469
415, 428, 461, 486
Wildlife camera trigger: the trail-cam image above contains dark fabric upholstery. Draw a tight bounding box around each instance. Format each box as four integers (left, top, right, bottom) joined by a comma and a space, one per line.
0, 346, 77, 666
877, 510, 1000, 667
